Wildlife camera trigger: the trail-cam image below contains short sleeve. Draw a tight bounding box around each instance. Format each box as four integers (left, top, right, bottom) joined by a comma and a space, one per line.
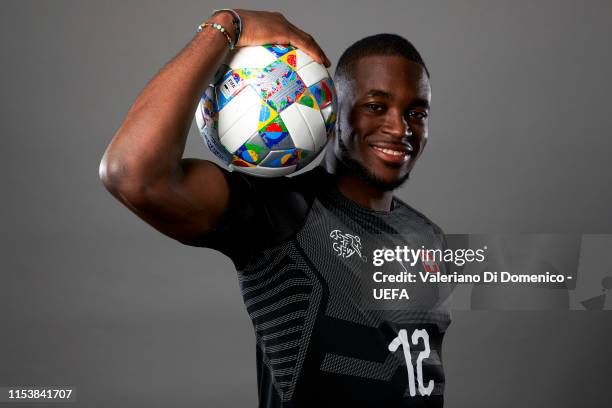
189, 163, 313, 269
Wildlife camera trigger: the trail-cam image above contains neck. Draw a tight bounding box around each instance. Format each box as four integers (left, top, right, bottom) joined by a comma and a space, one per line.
323, 152, 394, 212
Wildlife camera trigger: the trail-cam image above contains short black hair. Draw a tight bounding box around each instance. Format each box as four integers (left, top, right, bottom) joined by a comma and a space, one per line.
334, 33, 430, 82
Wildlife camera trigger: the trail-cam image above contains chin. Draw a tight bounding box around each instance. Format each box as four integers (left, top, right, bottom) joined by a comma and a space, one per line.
355, 162, 412, 192
375, 172, 411, 190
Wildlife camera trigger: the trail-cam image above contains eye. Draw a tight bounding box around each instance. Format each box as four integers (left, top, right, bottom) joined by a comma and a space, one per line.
407, 110, 428, 120
365, 103, 385, 113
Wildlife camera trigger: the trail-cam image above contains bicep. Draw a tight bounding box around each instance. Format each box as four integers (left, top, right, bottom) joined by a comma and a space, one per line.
112, 157, 310, 266
118, 159, 230, 245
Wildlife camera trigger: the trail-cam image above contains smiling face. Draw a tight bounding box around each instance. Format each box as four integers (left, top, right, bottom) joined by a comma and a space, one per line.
333, 55, 431, 191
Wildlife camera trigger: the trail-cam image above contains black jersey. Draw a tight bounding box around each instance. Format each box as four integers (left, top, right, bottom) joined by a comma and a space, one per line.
195, 165, 452, 407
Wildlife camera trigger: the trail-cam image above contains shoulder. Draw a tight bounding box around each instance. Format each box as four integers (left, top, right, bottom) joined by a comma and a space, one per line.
238, 164, 323, 197
392, 195, 445, 235
226, 165, 324, 217
209, 165, 324, 260
187, 163, 324, 258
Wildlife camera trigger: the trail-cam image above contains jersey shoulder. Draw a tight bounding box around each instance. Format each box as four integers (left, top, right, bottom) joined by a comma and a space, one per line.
392, 195, 445, 236
196, 163, 324, 267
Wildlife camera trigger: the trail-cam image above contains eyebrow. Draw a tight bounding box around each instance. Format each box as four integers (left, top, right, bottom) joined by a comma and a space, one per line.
411, 98, 430, 110
364, 89, 430, 109
366, 89, 392, 98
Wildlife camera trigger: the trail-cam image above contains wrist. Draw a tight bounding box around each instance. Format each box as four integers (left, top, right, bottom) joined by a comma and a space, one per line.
212, 9, 242, 47
209, 11, 236, 44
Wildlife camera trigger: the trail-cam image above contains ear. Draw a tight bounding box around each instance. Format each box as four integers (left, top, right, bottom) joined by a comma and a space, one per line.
334, 103, 343, 137
326, 127, 336, 142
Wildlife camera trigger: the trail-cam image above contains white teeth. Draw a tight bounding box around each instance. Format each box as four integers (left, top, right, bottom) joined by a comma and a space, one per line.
372, 146, 406, 156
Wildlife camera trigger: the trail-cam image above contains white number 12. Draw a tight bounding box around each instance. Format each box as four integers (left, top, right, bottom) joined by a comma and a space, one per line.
388, 329, 434, 396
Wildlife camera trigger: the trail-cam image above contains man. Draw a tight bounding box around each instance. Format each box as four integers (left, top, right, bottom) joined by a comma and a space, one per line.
100, 9, 450, 407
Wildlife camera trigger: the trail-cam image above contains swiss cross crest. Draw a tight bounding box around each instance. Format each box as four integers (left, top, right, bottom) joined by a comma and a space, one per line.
422, 251, 440, 273
329, 229, 367, 262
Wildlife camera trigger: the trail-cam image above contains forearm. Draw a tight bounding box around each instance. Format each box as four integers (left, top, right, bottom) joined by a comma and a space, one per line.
100, 12, 234, 193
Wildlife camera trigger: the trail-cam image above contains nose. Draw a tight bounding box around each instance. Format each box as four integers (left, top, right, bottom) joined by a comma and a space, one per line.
382, 111, 412, 139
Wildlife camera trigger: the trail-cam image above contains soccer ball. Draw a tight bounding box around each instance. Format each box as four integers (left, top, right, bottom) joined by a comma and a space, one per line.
195, 44, 337, 177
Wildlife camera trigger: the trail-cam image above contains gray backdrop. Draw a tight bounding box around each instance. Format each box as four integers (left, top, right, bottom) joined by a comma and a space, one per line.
2, 0, 611, 406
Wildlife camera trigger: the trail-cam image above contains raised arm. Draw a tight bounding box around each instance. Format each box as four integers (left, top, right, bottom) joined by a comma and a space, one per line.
98, 9, 330, 245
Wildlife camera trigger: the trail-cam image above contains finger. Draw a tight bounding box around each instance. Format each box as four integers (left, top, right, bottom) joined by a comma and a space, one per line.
274, 15, 330, 66
298, 30, 331, 67
287, 24, 331, 66
287, 29, 330, 67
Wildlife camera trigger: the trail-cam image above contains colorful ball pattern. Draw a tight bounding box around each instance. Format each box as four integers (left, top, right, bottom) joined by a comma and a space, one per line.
195, 44, 337, 177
